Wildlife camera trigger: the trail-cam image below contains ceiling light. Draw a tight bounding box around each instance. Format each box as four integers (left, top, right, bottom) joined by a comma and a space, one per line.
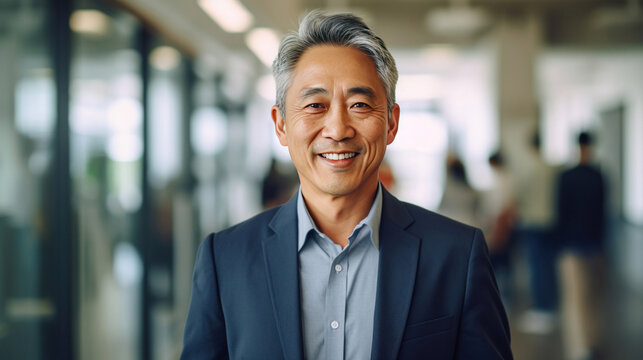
198, 0, 254, 33
245, 28, 280, 67
69, 10, 110, 35
426, 6, 489, 37
256, 74, 276, 101
150, 46, 181, 71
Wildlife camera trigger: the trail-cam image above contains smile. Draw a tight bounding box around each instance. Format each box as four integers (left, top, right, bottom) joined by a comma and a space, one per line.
320, 152, 357, 160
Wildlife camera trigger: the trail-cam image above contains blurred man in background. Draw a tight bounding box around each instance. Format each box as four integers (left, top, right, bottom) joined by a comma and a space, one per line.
556, 132, 606, 360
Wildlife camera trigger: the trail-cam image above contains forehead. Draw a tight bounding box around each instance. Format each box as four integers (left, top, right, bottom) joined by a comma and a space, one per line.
287, 45, 384, 95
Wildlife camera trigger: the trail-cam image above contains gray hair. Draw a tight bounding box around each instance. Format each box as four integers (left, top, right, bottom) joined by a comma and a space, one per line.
272, 10, 398, 117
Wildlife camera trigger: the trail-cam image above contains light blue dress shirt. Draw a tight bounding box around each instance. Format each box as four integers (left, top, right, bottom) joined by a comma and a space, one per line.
297, 185, 382, 360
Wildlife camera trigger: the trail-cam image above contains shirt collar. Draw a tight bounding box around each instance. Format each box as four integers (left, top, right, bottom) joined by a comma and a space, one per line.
297, 184, 383, 252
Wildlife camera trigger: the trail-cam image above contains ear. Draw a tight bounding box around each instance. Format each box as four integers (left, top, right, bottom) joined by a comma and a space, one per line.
271, 105, 288, 146
386, 104, 400, 145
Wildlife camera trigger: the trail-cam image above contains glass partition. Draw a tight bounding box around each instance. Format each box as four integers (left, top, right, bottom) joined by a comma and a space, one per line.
69, 8, 142, 360
0, 1, 56, 359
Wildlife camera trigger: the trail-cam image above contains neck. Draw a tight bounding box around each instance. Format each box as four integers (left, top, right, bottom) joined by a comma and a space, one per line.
301, 181, 379, 248
579, 146, 591, 164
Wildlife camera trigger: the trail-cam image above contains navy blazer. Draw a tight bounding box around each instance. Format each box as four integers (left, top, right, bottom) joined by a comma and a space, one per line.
181, 189, 512, 359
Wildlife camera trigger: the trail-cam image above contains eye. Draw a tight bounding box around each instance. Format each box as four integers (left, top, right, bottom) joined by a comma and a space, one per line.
303, 103, 326, 113
351, 102, 371, 110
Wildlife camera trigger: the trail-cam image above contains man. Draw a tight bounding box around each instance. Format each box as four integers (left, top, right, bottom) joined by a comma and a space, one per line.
480, 152, 516, 307
556, 132, 606, 360
181, 10, 512, 360
516, 133, 559, 334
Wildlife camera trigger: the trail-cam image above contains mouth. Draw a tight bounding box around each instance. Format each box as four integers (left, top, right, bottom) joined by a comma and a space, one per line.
319, 152, 358, 160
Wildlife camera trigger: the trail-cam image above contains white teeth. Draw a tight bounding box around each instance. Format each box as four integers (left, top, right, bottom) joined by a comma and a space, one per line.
321, 152, 356, 160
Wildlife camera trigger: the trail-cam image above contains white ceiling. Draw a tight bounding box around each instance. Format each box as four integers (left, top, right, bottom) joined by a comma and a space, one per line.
114, 0, 641, 72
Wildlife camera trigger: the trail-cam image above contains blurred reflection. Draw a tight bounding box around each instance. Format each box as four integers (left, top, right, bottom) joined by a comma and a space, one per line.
0, 2, 55, 359
70, 9, 142, 360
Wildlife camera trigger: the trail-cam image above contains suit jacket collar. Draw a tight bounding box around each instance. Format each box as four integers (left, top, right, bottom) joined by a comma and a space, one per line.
371, 189, 420, 360
264, 188, 419, 360
264, 195, 304, 360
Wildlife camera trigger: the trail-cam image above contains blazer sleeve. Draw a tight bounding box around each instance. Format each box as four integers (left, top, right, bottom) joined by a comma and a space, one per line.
181, 234, 229, 360
455, 229, 513, 359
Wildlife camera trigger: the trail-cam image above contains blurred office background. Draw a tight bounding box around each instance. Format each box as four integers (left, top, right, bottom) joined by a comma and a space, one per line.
0, 0, 641, 359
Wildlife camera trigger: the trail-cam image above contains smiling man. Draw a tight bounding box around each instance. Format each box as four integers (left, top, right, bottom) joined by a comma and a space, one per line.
181, 10, 512, 360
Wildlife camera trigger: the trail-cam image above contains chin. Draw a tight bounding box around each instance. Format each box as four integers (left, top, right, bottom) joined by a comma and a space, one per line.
306, 176, 355, 196
318, 183, 356, 197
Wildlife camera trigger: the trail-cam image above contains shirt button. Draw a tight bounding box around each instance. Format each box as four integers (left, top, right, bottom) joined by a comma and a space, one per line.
334, 264, 342, 272
330, 320, 339, 329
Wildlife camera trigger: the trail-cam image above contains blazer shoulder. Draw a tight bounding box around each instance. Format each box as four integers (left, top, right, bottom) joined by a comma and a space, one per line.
388, 199, 482, 259
208, 205, 281, 248
401, 199, 479, 238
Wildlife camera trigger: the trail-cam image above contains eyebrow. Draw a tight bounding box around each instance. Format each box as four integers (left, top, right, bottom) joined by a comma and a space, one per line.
298, 86, 377, 101
347, 86, 376, 101
298, 87, 329, 100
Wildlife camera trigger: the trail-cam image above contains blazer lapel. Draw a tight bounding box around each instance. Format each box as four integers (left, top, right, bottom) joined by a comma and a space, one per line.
371, 189, 420, 360
263, 196, 304, 360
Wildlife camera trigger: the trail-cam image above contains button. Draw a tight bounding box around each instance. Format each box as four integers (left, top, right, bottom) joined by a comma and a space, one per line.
330, 321, 339, 329
334, 264, 342, 272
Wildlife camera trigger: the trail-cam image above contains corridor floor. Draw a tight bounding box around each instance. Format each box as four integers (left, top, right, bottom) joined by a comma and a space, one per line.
509, 247, 643, 360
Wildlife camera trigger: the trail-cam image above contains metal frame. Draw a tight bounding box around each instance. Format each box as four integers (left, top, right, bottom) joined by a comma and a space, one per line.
49, 0, 75, 359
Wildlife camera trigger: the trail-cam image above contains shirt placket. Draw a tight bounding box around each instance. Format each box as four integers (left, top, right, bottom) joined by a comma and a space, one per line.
323, 238, 348, 360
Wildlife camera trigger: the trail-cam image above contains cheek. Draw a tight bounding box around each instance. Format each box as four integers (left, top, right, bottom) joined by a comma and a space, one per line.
286, 131, 314, 159
290, 122, 322, 145
362, 122, 389, 145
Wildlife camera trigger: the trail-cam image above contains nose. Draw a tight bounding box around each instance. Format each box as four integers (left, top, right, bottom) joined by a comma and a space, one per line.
321, 106, 355, 141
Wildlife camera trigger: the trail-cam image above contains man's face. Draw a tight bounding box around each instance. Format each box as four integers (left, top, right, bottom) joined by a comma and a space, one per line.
271, 45, 400, 199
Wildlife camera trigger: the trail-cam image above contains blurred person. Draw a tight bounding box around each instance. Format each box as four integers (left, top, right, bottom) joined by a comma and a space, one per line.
516, 133, 560, 334
181, 10, 512, 360
261, 158, 299, 209
377, 159, 396, 192
438, 154, 481, 228
479, 152, 517, 308
556, 132, 606, 360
